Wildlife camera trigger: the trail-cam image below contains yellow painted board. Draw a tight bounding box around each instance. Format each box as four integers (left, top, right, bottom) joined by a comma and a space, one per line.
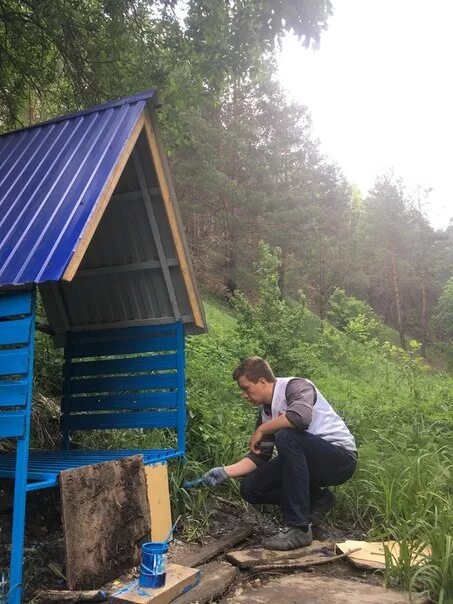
335, 540, 431, 571
145, 464, 172, 542
110, 564, 200, 604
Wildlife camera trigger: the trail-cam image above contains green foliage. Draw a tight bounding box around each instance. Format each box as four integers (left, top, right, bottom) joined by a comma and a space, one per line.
327, 287, 381, 342
433, 278, 453, 342
231, 241, 306, 374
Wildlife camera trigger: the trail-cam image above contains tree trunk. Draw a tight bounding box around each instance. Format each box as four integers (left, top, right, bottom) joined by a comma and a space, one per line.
278, 256, 286, 299
390, 252, 406, 349
319, 249, 326, 321
421, 272, 428, 357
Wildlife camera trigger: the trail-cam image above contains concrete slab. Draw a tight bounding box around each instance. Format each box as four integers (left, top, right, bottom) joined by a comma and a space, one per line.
226, 574, 428, 603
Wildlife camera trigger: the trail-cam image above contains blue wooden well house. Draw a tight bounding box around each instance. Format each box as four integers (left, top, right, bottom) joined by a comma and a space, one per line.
0, 90, 206, 603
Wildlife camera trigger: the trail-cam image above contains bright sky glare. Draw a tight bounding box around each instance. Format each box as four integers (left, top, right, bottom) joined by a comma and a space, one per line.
277, 0, 453, 230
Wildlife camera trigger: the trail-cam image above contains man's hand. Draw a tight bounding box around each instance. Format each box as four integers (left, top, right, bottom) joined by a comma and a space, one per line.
203, 466, 229, 487
249, 428, 264, 455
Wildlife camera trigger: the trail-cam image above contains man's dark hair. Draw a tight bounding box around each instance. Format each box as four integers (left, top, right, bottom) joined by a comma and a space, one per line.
232, 357, 276, 383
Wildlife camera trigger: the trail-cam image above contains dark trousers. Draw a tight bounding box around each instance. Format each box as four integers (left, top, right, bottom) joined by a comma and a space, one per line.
240, 429, 357, 526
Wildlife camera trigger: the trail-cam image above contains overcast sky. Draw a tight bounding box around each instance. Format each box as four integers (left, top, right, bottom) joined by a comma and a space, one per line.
277, 0, 453, 230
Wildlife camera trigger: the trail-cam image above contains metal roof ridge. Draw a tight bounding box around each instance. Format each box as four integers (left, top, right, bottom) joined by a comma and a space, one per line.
0, 89, 159, 138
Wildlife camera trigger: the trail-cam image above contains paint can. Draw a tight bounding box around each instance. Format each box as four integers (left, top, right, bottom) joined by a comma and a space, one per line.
138, 541, 169, 588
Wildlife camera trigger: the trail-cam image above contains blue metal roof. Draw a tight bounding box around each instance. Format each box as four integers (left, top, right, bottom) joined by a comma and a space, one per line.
0, 89, 158, 286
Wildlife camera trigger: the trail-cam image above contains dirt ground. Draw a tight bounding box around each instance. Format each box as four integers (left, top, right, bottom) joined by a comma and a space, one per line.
0, 485, 386, 603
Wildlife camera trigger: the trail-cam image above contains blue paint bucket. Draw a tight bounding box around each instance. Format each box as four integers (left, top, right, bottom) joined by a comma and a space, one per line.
139, 541, 169, 588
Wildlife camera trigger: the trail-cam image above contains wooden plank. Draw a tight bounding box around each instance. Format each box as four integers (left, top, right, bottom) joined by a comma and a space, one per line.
62, 391, 178, 412
226, 540, 333, 569
0, 290, 32, 317
38, 589, 108, 602
70, 335, 178, 358
0, 380, 29, 406
63, 114, 145, 281
144, 464, 172, 542
60, 455, 151, 590
110, 564, 200, 604
176, 526, 253, 568
172, 561, 237, 604
0, 317, 31, 345
70, 354, 177, 377
110, 188, 160, 204
335, 540, 432, 571
143, 111, 205, 329
70, 324, 177, 343
0, 411, 25, 438
68, 316, 192, 332
0, 349, 29, 376
69, 373, 178, 394
65, 410, 178, 431
77, 259, 178, 279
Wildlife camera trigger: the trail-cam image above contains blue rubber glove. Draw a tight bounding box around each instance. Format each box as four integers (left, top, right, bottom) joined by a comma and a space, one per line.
203, 467, 229, 487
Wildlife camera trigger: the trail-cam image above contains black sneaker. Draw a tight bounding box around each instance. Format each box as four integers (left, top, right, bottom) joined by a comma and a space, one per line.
262, 526, 313, 551
310, 489, 336, 527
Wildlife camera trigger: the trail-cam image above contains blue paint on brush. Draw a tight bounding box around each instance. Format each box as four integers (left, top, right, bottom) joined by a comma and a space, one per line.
182, 476, 206, 489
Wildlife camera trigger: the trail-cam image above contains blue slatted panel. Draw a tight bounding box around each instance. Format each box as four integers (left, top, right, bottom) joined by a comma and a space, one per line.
61, 322, 185, 443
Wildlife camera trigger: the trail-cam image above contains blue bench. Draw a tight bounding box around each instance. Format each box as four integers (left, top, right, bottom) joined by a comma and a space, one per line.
0, 290, 187, 602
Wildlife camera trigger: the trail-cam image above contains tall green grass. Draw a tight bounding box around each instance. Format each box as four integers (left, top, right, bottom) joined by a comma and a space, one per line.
182, 298, 453, 602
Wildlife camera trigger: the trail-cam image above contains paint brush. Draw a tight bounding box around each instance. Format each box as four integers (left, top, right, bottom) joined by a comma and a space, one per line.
182, 476, 206, 489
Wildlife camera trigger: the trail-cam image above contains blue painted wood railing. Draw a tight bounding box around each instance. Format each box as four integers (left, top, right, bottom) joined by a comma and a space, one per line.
0, 288, 35, 604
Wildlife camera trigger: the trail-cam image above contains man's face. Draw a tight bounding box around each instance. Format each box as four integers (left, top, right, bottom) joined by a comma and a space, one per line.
237, 375, 272, 406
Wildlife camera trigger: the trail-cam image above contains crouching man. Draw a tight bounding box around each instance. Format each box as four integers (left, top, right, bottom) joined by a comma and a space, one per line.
204, 357, 357, 551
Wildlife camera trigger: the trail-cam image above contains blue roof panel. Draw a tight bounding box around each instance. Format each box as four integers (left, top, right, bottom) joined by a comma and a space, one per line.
0, 91, 157, 286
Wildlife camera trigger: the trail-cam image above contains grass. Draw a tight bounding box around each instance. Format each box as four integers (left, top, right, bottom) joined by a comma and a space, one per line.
29, 292, 453, 602
181, 297, 453, 602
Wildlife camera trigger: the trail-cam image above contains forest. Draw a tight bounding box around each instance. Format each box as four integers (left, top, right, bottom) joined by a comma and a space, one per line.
1, 0, 452, 361
1, 1, 453, 602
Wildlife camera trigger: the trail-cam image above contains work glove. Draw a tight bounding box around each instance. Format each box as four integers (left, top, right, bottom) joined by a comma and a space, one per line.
203, 466, 229, 487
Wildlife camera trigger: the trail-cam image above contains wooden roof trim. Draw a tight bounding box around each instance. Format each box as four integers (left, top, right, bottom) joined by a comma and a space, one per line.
143, 110, 205, 329
62, 113, 146, 281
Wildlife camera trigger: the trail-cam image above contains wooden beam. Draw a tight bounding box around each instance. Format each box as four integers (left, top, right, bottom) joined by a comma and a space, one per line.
175, 526, 253, 568
143, 111, 205, 329
132, 149, 181, 320
66, 315, 193, 332
63, 114, 145, 281
76, 259, 178, 278
110, 187, 160, 204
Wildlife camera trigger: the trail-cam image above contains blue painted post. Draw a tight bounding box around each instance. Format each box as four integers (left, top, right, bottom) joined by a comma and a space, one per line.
6, 288, 35, 604
175, 321, 186, 456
